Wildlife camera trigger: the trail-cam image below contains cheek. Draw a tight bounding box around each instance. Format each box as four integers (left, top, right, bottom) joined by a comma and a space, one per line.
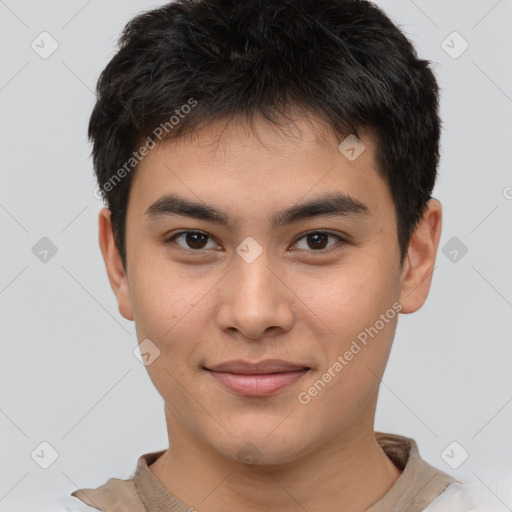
130, 269, 212, 402
301, 258, 397, 333
296, 278, 399, 430
297, 258, 400, 395
129, 261, 214, 365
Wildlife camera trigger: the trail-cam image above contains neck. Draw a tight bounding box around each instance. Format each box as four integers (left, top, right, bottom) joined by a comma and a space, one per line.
149, 406, 403, 512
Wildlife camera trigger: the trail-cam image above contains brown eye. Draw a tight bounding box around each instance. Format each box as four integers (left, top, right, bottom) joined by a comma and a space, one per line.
293, 231, 345, 251
183, 232, 209, 249
165, 231, 217, 250
306, 233, 329, 249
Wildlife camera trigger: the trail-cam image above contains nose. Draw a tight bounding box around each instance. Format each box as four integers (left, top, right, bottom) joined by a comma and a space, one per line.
216, 251, 294, 341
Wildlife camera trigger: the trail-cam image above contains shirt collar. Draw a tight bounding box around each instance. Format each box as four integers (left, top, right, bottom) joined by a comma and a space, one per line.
71, 431, 461, 512
133, 432, 460, 512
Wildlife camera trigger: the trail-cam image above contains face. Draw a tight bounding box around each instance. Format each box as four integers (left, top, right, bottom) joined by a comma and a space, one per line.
99, 113, 441, 465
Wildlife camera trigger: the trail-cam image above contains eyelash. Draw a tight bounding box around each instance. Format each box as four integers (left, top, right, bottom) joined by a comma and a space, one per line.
163, 229, 348, 254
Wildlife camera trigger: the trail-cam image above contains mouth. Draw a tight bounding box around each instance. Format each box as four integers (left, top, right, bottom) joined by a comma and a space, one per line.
204, 359, 311, 396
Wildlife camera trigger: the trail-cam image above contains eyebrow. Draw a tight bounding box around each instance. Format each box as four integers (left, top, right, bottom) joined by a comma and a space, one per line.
144, 192, 370, 230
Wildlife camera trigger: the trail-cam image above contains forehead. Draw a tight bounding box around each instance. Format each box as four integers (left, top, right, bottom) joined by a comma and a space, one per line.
128, 113, 392, 224
155, 112, 376, 166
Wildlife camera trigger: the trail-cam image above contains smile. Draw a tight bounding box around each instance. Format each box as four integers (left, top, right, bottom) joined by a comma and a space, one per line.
204, 359, 311, 396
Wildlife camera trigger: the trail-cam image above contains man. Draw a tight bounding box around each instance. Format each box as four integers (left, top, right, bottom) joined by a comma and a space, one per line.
69, 0, 466, 510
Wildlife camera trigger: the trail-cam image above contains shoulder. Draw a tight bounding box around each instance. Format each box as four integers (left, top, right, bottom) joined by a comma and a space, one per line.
61, 450, 166, 511
423, 472, 512, 512
53, 493, 104, 511
66, 476, 145, 512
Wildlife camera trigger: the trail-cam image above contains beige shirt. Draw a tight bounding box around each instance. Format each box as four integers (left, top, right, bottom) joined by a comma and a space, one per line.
70, 431, 460, 512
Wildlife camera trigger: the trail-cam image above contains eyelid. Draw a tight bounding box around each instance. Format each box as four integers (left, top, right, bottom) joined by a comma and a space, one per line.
164, 229, 221, 251
290, 230, 348, 253
164, 229, 349, 253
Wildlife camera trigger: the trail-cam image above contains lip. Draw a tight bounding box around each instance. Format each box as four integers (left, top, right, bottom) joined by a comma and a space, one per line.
207, 359, 309, 374
205, 359, 311, 396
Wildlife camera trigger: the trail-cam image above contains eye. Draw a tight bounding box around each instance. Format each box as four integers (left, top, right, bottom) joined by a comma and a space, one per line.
292, 231, 346, 252
164, 230, 219, 251
163, 230, 347, 253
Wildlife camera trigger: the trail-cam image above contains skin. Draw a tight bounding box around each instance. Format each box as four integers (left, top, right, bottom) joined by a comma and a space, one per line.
98, 112, 442, 512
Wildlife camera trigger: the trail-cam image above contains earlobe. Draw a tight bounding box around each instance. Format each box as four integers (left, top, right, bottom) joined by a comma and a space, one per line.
98, 208, 134, 321
398, 199, 443, 314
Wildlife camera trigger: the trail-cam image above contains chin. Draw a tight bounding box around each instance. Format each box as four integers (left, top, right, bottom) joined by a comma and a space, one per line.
205, 418, 313, 466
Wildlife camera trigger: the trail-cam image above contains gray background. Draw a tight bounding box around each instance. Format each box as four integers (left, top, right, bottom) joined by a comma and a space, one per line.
0, 0, 511, 510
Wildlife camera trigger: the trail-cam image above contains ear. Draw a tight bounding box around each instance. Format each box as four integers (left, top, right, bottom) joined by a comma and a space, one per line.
98, 207, 134, 321
398, 198, 442, 314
